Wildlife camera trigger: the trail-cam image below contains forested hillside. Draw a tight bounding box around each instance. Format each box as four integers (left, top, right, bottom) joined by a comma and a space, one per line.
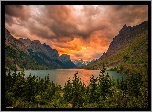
81, 21, 148, 75
5, 30, 50, 70
5, 28, 76, 70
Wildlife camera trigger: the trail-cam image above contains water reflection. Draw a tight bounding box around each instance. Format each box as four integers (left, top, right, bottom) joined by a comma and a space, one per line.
55, 69, 100, 87
13, 69, 126, 87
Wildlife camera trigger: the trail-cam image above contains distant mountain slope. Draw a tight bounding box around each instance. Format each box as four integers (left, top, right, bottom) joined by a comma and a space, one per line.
5, 28, 76, 70
73, 59, 96, 67
5, 29, 50, 70
82, 21, 148, 75
59, 54, 76, 68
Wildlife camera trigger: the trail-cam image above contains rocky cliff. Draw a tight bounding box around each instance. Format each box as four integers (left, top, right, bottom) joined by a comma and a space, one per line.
5, 28, 28, 54
5, 28, 76, 70
43, 43, 59, 59
59, 54, 76, 68
100, 21, 148, 60
18, 38, 32, 47
58, 54, 70, 62
19, 37, 59, 60
82, 21, 148, 74
5, 29, 50, 70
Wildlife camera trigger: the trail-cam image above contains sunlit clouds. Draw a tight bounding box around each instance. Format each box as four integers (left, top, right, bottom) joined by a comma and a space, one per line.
5, 5, 148, 60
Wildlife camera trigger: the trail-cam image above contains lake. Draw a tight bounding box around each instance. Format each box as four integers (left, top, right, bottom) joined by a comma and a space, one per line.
9, 69, 127, 87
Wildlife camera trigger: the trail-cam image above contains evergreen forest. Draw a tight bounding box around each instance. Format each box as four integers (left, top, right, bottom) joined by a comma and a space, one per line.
5, 64, 148, 108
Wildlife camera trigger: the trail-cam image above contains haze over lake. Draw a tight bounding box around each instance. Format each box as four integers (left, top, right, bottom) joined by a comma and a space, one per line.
14, 69, 126, 87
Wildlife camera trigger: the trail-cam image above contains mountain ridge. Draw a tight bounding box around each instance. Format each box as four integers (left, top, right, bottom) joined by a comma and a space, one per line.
81, 21, 148, 75
5, 29, 76, 70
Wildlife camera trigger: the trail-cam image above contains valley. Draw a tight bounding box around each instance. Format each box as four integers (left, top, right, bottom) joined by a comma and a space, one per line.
4, 4, 149, 109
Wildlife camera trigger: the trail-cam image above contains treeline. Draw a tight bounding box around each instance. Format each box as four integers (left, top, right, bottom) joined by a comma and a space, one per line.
5, 65, 148, 108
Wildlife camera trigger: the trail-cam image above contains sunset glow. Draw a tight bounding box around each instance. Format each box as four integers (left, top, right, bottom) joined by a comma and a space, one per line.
5, 5, 148, 60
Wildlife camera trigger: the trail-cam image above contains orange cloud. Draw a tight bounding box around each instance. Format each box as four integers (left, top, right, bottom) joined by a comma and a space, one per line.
5, 5, 148, 61
49, 33, 110, 60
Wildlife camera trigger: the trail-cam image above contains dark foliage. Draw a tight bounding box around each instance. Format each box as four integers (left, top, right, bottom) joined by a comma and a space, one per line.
5, 64, 148, 108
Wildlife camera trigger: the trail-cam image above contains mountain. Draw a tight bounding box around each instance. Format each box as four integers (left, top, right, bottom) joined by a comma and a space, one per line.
59, 54, 70, 62
5, 29, 28, 54
18, 38, 32, 47
5, 28, 76, 70
58, 54, 76, 68
5, 29, 50, 70
81, 21, 148, 75
73, 59, 96, 67
43, 43, 59, 59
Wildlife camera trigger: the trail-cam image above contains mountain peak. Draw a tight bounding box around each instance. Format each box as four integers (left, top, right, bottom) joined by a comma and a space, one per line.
43, 43, 47, 45
110, 21, 147, 55
43, 43, 52, 49
5, 28, 76, 69
123, 24, 127, 27
5, 28, 10, 34
32, 40, 41, 44
83, 20, 148, 71
19, 38, 32, 47
102, 20, 148, 58
59, 54, 70, 62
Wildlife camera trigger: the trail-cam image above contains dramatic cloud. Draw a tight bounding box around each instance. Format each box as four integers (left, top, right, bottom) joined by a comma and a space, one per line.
5, 5, 148, 60
5, 5, 31, 26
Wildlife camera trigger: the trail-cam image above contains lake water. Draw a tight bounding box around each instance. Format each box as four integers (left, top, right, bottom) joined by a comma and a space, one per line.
9, 69, 126, 87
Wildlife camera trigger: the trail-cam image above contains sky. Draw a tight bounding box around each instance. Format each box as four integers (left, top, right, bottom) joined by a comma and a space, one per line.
5, 5, 148, 61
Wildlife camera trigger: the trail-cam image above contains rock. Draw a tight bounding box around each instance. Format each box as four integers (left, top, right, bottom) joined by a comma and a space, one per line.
27, 40, 48, 54
58, 54, 76, 68
5, 28, 28, 53
5, 28, 76, 69
19, 38, 32, 47
105, 21, 148, 56
58, 54, 70, 62
43, 43, 59, 59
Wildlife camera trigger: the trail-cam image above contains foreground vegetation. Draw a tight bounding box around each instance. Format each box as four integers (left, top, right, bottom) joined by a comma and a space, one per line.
5, 65, 148, 108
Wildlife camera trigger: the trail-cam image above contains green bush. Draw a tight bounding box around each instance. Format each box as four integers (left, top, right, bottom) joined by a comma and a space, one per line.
5, 64, 148, 108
